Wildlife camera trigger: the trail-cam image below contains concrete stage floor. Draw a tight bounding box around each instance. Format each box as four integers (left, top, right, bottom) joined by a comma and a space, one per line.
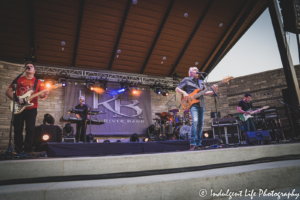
0, 143, 300, 200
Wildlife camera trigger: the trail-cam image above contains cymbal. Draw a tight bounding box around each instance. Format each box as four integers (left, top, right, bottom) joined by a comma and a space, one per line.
159, 112, 173, 121
169, 109, 179, 113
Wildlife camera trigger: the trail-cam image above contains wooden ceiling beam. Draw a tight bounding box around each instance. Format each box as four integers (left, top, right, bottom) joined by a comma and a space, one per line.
199, 0, 249, 72
168, 0, 214, 77
140, 0, 175, 74
28, 0, 35, 56
72, 0, 85, 66
108, 0, 132, 70
204, 0, 261, 74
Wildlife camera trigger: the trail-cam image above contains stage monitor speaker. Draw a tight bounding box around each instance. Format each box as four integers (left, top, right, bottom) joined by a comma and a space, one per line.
244, 130, 271, 145
33, 124, 62, 147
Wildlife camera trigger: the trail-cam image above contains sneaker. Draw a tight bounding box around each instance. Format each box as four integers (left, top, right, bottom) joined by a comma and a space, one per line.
190, 145, 196, 150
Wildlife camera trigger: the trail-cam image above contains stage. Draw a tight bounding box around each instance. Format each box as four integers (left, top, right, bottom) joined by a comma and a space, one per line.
1, 143, 300, 200
35, 139, 219, 157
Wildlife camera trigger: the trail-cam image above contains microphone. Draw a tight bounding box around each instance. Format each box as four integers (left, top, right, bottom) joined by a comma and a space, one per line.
196, 72, 206, 74
24, 66, 30, 70
264, 93, 269, 95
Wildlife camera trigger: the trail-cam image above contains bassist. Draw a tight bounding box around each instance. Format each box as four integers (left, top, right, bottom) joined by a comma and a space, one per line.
5, 61, 49, 153
175, 67, 218, 150
237, 93, 256, 132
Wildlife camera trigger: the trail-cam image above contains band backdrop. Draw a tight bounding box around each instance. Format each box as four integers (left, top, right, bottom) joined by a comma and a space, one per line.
63, 82, 152, 136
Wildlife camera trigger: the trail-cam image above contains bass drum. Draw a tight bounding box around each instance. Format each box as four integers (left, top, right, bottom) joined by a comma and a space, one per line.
180, 125, 191, 139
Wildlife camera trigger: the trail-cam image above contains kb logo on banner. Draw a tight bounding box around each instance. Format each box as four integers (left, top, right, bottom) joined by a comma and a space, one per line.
94, 94, 143, 118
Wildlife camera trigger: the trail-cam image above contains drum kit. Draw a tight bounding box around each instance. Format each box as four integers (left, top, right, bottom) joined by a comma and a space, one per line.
152, 109, 192, 141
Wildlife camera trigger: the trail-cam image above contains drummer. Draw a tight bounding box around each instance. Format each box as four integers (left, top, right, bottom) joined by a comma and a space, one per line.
173, 112, 182, 127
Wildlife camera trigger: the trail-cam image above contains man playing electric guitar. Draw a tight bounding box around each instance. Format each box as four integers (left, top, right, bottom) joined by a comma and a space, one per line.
175, 67, 218, 150
5, 61, 49, 153
237, 93, 256, 133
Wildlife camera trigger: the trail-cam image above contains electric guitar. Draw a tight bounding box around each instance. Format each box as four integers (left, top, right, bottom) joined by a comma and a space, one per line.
180, 76, 233, 111
10, 84, 62, 114
238, 106, 269, 121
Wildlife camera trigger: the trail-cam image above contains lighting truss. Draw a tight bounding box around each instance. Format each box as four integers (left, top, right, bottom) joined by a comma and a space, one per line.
35, 65, 180, 88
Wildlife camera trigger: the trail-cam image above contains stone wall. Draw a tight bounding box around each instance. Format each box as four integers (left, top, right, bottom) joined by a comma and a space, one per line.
0, 61, 64, 152
0, 60, 299, 151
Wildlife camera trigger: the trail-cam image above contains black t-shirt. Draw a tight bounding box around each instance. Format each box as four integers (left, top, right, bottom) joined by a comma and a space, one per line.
238, 100, 251, 111
75, 104, 89, 119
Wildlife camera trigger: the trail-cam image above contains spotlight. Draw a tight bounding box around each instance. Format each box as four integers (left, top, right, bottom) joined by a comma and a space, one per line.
60, 79, 67, 87
86, 133, 94, 143
42, 134, 50, 141
103, 140, 110, 143
43, 113, 55, 125
143, 137, 149, 142
204, 132, 209, 138
101, 81, 108, 90
154, 87, 162, 94
161, 90, 169, 96
87, 82, 94, 91
131, 88, 138, 94
44, 79, 54, 88
116, 140, 121, 143
118, 88, 126, 93
130, 133, 139, 142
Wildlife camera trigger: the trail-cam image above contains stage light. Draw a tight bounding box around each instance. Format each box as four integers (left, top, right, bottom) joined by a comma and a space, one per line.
162, 90, 169, 96
118, 88, 125, 93
44, 79, 54, 88
103, 140, 110, 143
42, 134, 50, 141
204, 132, 209, 138
154, 87, 162, 94
143, 137, 149, 142
184, 12, 188, 17
86, 133, 94, 143
116, 140, 121, 143
60, 79, 67, 87
101, 81, 108, 90
130, 133, 139, 142
87, 83, 94, 91
131, 88, 138, 95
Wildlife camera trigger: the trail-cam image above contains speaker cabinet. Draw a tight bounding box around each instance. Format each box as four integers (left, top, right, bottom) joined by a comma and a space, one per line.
244, 130, 271, 145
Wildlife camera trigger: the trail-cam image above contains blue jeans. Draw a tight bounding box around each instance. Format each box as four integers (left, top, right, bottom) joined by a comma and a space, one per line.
190, 105, 204, 147
244, 118, 256, 132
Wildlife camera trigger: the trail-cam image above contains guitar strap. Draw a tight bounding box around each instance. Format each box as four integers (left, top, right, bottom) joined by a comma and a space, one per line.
33, 77, 38, 92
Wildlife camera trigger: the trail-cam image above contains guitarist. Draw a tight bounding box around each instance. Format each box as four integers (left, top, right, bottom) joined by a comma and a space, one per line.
175, 67, 218, 150
5, 61, 49, 153
237, 93, 256, 133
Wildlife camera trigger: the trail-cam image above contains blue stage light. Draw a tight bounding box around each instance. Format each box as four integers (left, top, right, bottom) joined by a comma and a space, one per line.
118, 88, 125, 93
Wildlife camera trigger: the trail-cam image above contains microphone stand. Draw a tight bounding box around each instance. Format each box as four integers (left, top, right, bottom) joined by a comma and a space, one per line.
265, 93, 297, 140
199, 74, 222, 142
6, 67, 28, 155
85, 103, 93, 142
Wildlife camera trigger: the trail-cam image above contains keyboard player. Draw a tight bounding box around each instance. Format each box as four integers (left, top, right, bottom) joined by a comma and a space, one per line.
75, 96, 90, 142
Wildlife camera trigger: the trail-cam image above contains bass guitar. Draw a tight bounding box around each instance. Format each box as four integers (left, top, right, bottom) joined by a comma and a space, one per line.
238, 106, 269, 121
180, 76, 233, 111
10, 83, 62, 114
